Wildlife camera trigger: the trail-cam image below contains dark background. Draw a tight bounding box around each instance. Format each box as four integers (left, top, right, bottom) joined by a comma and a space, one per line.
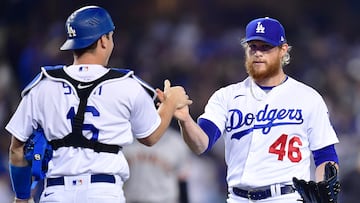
1, 0, 360, 202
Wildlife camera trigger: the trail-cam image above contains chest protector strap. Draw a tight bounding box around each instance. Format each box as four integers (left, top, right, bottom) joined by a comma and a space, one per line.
48, 67, 128, 154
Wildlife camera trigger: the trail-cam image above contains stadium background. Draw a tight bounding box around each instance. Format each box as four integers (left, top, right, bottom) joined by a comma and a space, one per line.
0, 0, 360, 202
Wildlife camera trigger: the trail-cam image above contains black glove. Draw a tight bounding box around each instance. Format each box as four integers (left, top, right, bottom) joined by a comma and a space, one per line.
292, 162, 341, 203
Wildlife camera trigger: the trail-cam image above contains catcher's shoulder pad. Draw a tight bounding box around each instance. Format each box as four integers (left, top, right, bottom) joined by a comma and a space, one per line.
111, 68, 157, 101
21, 65, 65, 97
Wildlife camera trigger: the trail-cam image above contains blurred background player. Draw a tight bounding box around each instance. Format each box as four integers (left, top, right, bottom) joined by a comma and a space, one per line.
173, 17, 340, 202
6, 5, 191, 203
123, 127, 191, 203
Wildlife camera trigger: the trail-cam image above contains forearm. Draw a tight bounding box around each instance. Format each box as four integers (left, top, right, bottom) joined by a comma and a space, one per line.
9, 137, 27, 166
140, 100, 177, 146
315, 161, 339, 182
9, 136, 32, 200
178, 116, 209, 155
13, 198, 35, 203
139, 80, 192, 146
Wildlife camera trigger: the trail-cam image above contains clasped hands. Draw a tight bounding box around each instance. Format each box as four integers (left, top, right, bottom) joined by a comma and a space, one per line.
156, 79, 192, 116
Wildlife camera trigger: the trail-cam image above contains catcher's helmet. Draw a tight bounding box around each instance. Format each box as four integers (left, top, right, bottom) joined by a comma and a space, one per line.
60, 6, 115, 51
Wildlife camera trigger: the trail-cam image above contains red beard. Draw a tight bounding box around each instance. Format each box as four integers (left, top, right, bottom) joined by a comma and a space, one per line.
245, 56, 282, 81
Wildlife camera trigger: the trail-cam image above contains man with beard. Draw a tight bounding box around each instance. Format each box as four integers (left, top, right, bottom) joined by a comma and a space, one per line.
168, 17, 340, 202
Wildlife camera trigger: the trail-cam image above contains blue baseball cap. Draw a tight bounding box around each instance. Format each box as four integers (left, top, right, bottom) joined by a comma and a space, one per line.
60, 6, 115, 51
244, 17, 286, 46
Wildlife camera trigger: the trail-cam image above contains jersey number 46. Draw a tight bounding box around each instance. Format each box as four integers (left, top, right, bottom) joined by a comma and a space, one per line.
269, 134, 302, 162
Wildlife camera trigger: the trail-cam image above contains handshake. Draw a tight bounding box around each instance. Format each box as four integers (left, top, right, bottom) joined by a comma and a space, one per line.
155, 79, 193, 119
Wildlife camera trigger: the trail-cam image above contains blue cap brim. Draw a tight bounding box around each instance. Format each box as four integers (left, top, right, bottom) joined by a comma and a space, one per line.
60, 38, 97, 51
245, 36, 280, 47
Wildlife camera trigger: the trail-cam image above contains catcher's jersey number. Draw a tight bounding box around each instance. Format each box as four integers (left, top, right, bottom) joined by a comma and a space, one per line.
269, 134, 302, 162
67, 106, 100, 141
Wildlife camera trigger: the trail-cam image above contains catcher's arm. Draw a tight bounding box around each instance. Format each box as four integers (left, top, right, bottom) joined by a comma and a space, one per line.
9, 136, 27, 167
9, 136, 33, 202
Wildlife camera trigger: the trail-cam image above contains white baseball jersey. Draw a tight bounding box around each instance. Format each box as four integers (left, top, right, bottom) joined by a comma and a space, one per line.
123, 127, 191, 203
199, 76, 339, 189
5, 64, 161, 181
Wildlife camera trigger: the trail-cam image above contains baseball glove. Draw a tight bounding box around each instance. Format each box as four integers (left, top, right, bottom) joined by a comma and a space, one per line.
24, 126, 52, 188
292, 162, 341, 203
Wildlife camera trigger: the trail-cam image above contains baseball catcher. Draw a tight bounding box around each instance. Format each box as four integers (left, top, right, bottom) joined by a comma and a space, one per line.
6, 5, 192, 203
292, 162, 341, 203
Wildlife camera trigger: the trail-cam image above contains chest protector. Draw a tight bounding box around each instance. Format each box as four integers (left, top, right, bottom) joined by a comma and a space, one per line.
23, 65, 156, 154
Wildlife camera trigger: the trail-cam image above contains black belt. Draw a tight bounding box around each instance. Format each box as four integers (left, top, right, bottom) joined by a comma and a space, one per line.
46, 174, 115, 187
233, 185, 295, 200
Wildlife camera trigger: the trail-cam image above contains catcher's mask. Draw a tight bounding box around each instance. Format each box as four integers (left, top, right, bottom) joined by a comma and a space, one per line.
60, 5, 115, 51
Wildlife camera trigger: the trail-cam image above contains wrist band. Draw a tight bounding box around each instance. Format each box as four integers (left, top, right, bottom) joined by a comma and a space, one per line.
9, 164, 32, 199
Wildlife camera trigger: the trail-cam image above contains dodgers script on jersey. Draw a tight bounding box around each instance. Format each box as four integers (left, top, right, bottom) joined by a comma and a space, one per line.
199, 76, 339, 189
5, 64, 161, 180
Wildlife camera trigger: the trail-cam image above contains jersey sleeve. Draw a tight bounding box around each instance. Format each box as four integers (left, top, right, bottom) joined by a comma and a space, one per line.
5, 93, 37, 142
307, 94, 339, 150
130, 82, 161, 139
198, 87, 228, 133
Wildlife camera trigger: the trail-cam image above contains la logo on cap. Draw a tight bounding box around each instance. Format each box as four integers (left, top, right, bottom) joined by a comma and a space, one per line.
255, 22, 265, 34
67, 24, 76, 37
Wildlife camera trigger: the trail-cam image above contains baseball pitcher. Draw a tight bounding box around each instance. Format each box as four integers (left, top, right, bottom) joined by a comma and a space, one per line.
174, 17, 340, 203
